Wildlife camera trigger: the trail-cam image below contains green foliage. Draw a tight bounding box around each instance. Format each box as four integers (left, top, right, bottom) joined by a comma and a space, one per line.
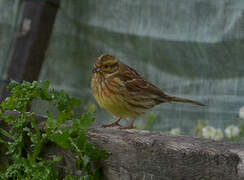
143, 112, 157, 130
194, 121, 207, 138
135, 112, 158, 130
0, 81, 108, 179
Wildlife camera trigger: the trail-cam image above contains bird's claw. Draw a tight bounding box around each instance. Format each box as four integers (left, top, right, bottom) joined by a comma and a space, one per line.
102, 121, 121, 128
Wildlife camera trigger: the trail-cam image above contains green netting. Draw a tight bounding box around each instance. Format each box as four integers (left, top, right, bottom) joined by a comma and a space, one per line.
1, 0, 244, 134
0, 0, 22, 84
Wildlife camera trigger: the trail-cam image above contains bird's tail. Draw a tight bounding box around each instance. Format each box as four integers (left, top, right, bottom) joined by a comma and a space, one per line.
167, 96, 205, 106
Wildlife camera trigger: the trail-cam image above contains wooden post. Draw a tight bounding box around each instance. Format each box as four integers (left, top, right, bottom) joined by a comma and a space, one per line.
0, 0, 60, 101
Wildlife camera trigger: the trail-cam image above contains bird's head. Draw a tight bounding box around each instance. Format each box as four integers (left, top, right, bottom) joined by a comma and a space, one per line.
93, 54, 120, 76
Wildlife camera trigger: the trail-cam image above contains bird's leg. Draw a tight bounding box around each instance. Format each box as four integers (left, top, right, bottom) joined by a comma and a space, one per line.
102, 118, 121, 128
119, 119, 135, 130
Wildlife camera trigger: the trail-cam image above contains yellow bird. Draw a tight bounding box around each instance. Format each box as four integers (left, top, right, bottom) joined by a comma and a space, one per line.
91, 54, 205, 129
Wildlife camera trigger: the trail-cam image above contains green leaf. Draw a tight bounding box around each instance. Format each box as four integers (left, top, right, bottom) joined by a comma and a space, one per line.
83, 141, 109, 161
64, 175, 76, 180
0, 136, 7, 145
1, 114, 15, 123
46, 112, 57, 129
76, 132, 87, 149
49, 128, 71, 149
0, 128, 14, 140
57, 111, 72, 125
37, 80, 50, 90
79, 112, 96, 132
81, 155, 90, 168
0, 80, 108, 179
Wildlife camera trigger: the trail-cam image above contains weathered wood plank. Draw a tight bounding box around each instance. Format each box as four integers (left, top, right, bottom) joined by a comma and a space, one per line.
1, 111, 244, 179
87, 127, 244, 180
0, 0, 60, 101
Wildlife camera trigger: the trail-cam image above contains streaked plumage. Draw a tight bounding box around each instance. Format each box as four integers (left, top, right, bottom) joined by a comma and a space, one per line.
91, 54, 205, 129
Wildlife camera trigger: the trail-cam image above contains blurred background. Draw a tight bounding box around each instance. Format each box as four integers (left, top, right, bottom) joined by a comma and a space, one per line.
0, 0, 244, 136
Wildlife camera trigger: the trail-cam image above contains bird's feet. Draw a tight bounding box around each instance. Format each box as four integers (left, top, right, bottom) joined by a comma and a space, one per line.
102, 118, 121, 128
119, 119, 135, 130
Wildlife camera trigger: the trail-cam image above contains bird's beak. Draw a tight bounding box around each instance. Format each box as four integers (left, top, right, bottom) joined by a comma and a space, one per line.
92, 67, 100, 73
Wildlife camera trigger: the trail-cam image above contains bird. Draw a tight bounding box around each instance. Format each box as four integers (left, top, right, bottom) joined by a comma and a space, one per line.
91, 54, 205, 129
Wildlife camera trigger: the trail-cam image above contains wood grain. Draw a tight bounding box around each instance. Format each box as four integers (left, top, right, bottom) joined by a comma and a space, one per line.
87, 127, 243, 180
1, 111, 244, 179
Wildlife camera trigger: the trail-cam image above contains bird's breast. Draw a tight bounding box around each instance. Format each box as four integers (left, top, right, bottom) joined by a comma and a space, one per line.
91, 75, 144, 118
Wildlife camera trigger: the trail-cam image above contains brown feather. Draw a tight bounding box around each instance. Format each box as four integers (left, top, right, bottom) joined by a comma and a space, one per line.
91, 54, 205, 129
165, 96, 205, 106
119, 64, 166, 94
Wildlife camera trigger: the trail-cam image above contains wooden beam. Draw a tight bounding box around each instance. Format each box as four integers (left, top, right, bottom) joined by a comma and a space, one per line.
0, 0, 60, 101
1, 111, 244, 179
88, 127, 243, 180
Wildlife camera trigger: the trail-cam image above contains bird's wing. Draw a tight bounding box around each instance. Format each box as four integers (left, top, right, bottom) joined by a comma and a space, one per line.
118, 65, 169, 101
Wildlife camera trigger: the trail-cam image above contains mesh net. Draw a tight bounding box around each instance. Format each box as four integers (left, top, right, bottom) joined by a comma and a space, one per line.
1, 0, 244, 134
0, 0, 22, 86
